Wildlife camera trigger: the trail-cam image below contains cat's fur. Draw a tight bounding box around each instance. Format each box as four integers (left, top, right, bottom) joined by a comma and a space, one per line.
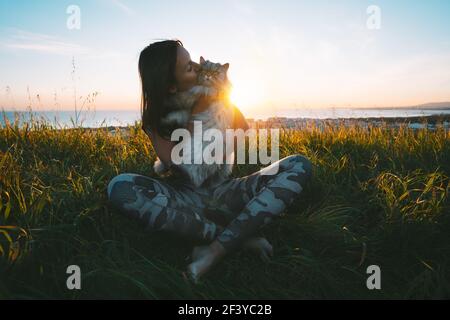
153, 58, 235, 187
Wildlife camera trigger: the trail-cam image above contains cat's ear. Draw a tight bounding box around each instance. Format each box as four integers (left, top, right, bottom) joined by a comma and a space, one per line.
200, 56, 206, 64
223, 63, 229, 71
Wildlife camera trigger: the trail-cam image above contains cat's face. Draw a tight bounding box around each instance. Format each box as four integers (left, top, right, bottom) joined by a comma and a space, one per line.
197, 56, 229, 87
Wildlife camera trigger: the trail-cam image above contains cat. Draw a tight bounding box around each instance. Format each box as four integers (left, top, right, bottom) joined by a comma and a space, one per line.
153, 57, 235, 187
158, 57, 229, 139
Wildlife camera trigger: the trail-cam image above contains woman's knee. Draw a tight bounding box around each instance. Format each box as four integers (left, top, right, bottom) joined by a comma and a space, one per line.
107, 173, 137, 207
285, 154, 313, 180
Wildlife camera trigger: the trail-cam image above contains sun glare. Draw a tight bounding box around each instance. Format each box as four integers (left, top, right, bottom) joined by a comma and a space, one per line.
229, 78, 267, 111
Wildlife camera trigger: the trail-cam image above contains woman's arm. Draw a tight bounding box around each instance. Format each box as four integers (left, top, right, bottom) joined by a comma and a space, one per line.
148, 96, 213, 167
147, 127, 177, 168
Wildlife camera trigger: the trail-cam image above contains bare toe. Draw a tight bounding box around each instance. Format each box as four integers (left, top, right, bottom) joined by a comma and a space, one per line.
187, 246, 222, 282
191, 245, 210, 261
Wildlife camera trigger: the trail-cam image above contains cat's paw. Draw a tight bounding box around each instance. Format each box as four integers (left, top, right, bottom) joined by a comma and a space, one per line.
206, 87, 219, 98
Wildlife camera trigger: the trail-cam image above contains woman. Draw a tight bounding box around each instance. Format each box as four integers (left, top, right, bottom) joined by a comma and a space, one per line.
107, 39, 313, 282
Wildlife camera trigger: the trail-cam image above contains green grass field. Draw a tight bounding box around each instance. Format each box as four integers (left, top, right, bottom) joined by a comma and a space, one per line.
0, 113, 449, 299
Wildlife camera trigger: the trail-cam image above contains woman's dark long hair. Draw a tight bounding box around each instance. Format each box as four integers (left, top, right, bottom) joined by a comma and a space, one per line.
139, 39, 183, 137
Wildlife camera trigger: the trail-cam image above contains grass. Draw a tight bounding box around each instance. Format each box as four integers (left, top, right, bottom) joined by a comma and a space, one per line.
0, 111, 449, 299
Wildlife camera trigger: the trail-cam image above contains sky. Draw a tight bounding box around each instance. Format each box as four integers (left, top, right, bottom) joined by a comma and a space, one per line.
0, 0, 449, 118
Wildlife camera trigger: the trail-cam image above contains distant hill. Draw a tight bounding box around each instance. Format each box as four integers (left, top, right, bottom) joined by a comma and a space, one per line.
414, 102, 450, 109
355, 102, 450, 110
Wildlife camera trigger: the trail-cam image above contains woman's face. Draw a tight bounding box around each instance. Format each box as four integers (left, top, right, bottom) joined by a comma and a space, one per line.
170, 46, 200, 93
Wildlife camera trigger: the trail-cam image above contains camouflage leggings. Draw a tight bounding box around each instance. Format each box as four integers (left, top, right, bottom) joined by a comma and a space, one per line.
107, 154, 313, 253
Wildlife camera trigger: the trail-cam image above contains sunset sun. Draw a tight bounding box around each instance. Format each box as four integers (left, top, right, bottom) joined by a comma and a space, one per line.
229, 77, 267, 111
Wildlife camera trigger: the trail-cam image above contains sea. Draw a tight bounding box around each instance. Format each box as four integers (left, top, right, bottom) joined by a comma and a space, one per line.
1, 108, 449, 128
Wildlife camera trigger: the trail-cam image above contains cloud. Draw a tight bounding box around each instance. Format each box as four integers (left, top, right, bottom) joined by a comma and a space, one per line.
0, 28, 121, 59
109, 0, 135, 15
0, 28, 89, 55
10, 29, 58, 42
4, 42, 89, 55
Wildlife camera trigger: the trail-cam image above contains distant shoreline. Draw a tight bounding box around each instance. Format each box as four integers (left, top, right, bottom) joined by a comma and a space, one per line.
352, 106, 450, 110
1, 111, 449, 132
2, 105, 450, 114
86, 114, 450, 133
316, 113, 450, 124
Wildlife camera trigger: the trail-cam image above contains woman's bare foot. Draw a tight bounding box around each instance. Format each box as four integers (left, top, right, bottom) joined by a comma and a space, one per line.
187, 240, 226, 283
243, 237, 274, 262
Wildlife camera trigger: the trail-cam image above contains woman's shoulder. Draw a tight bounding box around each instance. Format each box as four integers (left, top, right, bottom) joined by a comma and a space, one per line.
231, 104, 249, 130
